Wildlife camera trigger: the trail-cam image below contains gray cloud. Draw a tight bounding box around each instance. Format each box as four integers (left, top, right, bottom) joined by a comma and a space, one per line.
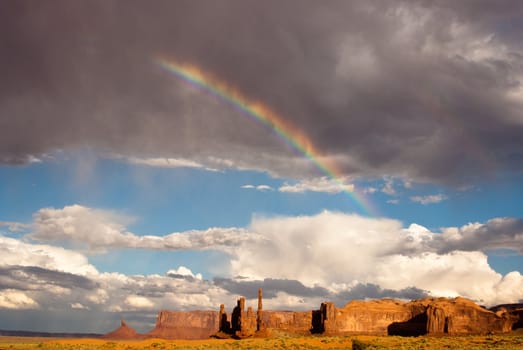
0, 1, 522, 184
433, 217, 523, 254
279, 177, 354, 194
1, 210, 522, 331
410, 194, 448, 205
385, 218, 523, 257
332, 283, 428, 306
213, 277, 427, 308
166, 274, 198, 282
0, 221, 29, 233
0, 309, 155, 334
213, 277, 330, 299
0, 265, 98, 291
22, 205, 523, 305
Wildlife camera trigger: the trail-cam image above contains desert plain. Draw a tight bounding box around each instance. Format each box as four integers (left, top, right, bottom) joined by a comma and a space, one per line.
2, 332, 523, 350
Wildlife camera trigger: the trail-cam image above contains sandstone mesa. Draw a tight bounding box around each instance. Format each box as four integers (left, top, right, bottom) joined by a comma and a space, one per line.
104, 289, 523, 340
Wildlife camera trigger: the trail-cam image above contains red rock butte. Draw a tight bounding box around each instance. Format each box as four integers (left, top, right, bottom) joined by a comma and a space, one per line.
104, 289, 523, 340
103, 319, 143, 340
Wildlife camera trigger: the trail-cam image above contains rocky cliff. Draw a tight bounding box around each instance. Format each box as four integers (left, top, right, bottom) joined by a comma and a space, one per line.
423, 297, 514, 335
147, 310, 220, 339
104, 295, 521, 339
330, 299, 423, 335
326, 297, 515, 336
490, 303, 523, 331
262, 310, 312, 334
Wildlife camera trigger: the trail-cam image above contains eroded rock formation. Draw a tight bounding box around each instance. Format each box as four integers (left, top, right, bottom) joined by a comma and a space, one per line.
490, 303, 523, 331
257, 288, 263, 331
104, 292, 521, 340
103, 319, 142, 340
218, 288, 265, 338
409, 297, 515, 335
321, 297, 516, 336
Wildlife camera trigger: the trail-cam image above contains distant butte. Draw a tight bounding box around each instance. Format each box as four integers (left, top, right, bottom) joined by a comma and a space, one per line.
103, 319, 143, 340
103, 290, 523, 340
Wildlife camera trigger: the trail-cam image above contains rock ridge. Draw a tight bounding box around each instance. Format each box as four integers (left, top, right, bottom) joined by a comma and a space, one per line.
104, 293, 522, 339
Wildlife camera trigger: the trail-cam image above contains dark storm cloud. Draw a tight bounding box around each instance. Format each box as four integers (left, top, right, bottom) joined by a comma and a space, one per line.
332, 283, 428, 306
1, 0, 523, 184
0, 265, 98, 291
213, 277, 330, 299
213, 277, 427, 307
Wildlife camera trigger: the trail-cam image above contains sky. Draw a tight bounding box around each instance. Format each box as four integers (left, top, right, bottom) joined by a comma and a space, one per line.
1, 0, 523, 334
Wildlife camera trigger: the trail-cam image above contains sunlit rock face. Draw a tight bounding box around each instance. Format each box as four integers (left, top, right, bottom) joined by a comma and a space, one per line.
104, 295, 520, 339
103, 319, 142, 340
147, 310, 220, 340
324, 297, 516, 336
422, 297, 515, 335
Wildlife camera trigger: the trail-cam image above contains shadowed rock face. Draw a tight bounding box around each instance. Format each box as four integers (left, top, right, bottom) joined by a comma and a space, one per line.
491, 304, 523, 331
218, 289, 266, 338
147, 310, 220, 340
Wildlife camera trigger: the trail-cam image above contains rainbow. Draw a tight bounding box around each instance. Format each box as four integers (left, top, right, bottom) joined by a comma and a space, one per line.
155, 57, 375, 216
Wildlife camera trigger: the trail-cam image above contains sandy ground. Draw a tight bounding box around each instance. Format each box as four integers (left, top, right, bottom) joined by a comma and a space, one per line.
1, 333, 523, 349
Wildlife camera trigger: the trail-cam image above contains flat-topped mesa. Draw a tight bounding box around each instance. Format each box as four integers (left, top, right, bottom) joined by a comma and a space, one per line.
422, 297, 515, 335
325, 297, 517, 336
148, 310, 220, 339
215, 291, 518, 338
106, 295, 520, 340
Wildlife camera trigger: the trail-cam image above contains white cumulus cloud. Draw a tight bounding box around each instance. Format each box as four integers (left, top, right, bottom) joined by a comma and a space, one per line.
230, 211, 523, 306
0, 234, 98, 276
29, 205, 262, 252
1, 206, 522, 318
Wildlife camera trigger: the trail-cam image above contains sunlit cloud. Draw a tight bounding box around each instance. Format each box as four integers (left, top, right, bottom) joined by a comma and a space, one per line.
279, 177, 354, 194
0, 208, 522, 332
126, 156, 205, 169
29, 205, 263, 253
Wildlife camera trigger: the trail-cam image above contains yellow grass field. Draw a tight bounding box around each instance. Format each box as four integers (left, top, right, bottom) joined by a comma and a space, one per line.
1, 334, 523, 350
